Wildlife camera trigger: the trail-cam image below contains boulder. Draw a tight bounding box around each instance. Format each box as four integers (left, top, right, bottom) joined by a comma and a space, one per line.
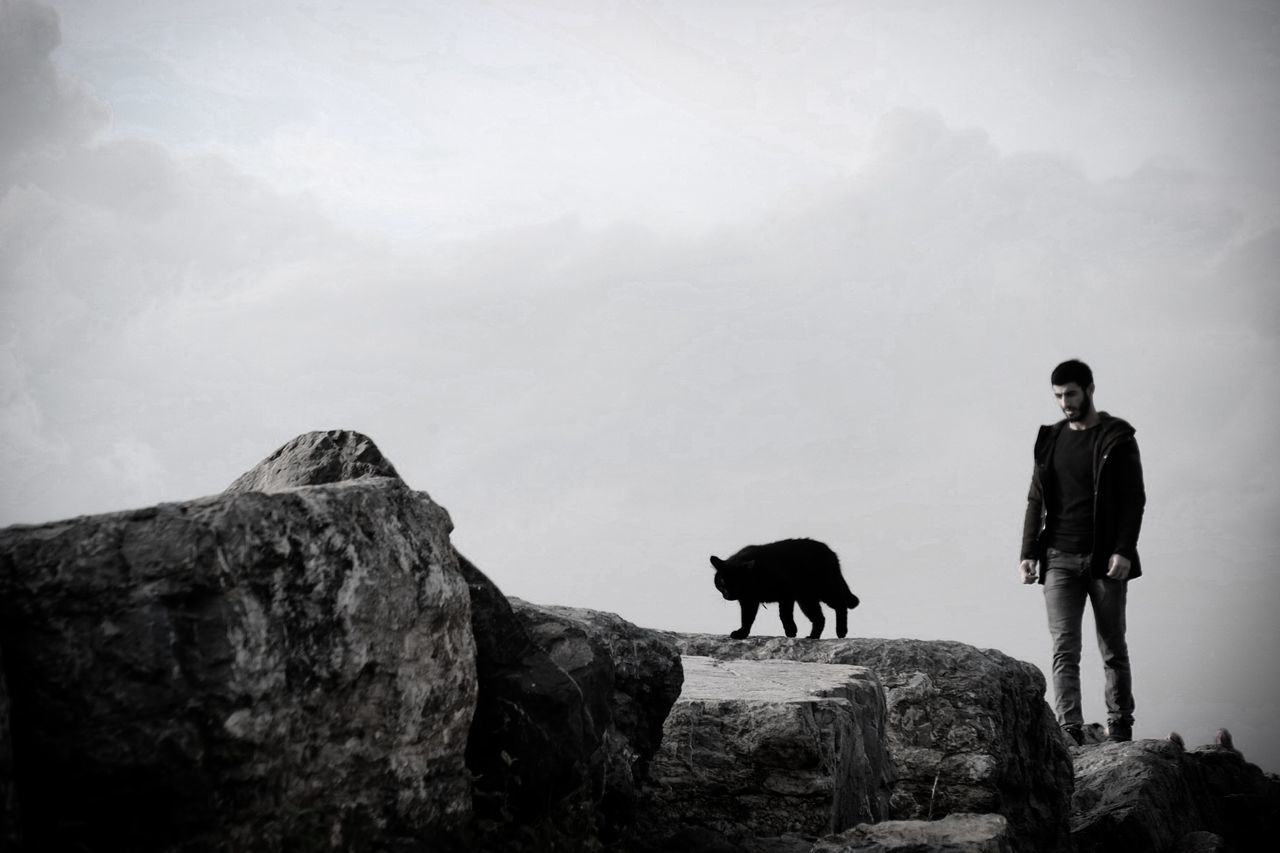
226, 429, 401, 494
509, 600, 684, 833
227, 430, 606, 837
671, 635, 1073, 853
812, 812, 1012, 853
227, 429, 670, 846
642, 655, 892, 847
0, 479, 476, 851
1071, 739, 1280, 853
0, 644, 19, 850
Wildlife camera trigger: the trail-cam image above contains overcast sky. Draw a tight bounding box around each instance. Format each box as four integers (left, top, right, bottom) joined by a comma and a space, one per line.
3, 0, 1278, 770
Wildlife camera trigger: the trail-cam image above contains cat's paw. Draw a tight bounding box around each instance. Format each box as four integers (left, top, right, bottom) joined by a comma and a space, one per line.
784, 628, 798, 638
729, 628, 750, 640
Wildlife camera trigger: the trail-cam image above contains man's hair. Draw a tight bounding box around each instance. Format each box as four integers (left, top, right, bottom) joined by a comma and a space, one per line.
1051, 359, 1093, 388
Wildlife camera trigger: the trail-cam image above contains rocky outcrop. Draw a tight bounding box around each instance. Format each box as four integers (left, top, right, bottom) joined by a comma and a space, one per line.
671, 635, 1073, 853
8, 428, 1276, 853
0, 479, 476, 852
0, 644, 18, 851
510, 600, 684, 835
813, 812, 1012, 852
643, 656, 892, 847
1071, 738, 1280, 853
226, 429, 401, 494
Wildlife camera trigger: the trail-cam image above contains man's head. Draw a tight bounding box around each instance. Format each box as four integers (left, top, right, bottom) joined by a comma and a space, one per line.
1051, 359, 1096, 423
1051, 359, 1093, 388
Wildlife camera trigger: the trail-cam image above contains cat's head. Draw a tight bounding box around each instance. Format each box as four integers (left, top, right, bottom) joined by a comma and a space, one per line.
710, 555, 754, 600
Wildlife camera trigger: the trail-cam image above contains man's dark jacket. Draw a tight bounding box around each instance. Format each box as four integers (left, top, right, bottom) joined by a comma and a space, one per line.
1021, 412, 1146, 583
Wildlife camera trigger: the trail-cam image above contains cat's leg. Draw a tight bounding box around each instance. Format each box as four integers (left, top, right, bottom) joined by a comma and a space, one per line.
779, 599, 798, 638
731, 600, 759, 639
799, 598, 825, 639
834, 605, 848, 638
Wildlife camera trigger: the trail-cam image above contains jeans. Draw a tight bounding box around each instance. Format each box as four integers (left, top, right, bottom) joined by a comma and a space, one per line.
1043, 548, 1134, 729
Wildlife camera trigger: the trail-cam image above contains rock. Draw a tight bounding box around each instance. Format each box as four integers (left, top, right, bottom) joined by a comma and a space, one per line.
1080, 723, 1107, 745
0, 644, 19, 850
1213, 728, 1235, 751
1188, 743, 1280, 848
812, 812, 1012, 852
509, 600, 684, 834
0, 479, 476, 851
228, 430, 607, 839
1071, 739, 1280, 853
1070, 740, 1200, 852
670, 635, 1072, 853
453, 556, 601, 830
642, 655, 892, 847
1175, 830, 1227, 853
226, 429, 401, 493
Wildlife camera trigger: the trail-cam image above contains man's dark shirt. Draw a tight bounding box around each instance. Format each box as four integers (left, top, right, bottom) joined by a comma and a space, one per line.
1048, 426, 1097, 553
1022, 411, 1145, 581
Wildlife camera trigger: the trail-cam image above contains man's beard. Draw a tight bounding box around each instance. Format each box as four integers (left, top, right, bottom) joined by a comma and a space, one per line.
1065, 393, 1094, 422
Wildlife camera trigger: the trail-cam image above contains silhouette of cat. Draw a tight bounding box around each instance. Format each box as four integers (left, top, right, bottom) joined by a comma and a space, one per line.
710, 538, 860, 639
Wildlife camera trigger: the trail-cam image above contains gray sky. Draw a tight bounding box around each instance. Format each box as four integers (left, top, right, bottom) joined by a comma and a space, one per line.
3, 0, 1278, 769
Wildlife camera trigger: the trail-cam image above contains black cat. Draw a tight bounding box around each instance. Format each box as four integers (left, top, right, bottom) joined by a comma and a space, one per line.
710, 538, 860, 639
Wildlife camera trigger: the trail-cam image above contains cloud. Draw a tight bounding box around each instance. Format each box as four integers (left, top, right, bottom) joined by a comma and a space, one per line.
0, 0, 106, 187
3, 47, 1274, 527
0, 1, 388, 519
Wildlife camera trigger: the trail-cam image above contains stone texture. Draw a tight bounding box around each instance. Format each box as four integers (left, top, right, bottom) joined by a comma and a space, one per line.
453, 556, 600, 829
1071, 739, 1280, 853
224, 429, 597, 837
510, 600, 684, 834
813, 812, 1012, 853
1175, 831, 1227, 853
226, 429, 401, 494
644, 655, 892, 846
0, 479, 476, 852
671, 634, 1072, 853
0, 643, 19, 850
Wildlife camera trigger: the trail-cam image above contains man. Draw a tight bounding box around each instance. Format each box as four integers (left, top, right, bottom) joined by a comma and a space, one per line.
1020, 359, 1146, 745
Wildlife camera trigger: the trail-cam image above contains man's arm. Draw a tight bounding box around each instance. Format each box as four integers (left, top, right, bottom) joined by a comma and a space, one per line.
1110, 437, 1146, 560
1020, 466, 1044, 583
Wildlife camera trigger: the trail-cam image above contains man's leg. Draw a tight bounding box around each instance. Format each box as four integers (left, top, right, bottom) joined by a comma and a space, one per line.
1043, 550, 1090, 736
1089, 576, 1134, 740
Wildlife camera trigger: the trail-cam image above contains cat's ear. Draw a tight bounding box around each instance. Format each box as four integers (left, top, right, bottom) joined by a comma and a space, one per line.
710, 556, 725, 570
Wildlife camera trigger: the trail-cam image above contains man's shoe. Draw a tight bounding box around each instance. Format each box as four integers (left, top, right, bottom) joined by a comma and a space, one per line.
1062, 725, 1085, 746
1107, 722, 1133, 742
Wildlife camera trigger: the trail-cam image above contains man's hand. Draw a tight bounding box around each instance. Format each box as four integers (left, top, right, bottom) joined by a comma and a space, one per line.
1019, 559, 1039, 584
1106, 553, 1132, 580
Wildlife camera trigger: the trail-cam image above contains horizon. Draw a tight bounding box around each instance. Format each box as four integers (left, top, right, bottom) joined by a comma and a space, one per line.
2, 0, 1278, 772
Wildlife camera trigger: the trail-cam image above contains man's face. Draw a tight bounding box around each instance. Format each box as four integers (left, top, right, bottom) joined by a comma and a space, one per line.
1052, 382, 1094, 422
